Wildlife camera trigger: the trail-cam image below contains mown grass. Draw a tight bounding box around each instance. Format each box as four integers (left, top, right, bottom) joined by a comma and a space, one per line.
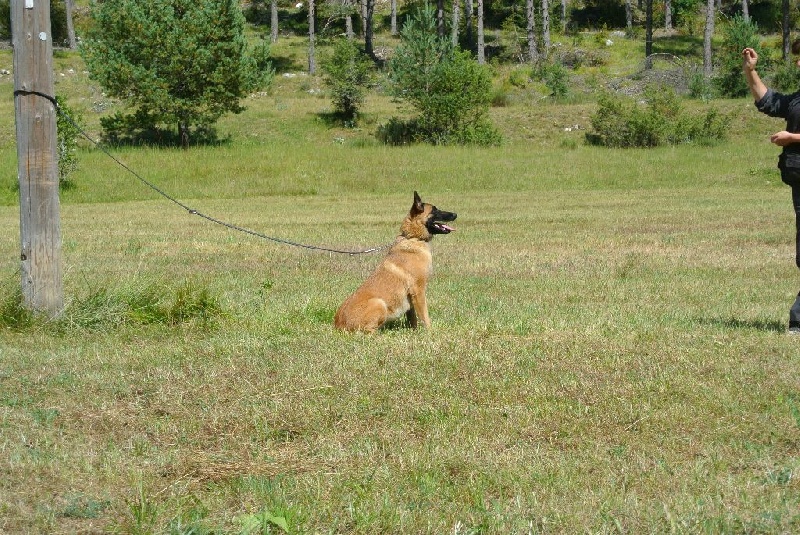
1, 33, 800, 534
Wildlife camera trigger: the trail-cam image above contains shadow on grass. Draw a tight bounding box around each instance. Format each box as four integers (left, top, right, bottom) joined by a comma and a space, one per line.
317, 111, 361, 128
270, 54, 303, 74
699, 317, 785, 333
653, 35, 703, 58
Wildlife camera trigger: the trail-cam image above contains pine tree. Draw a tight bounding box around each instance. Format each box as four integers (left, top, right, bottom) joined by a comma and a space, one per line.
82, 0, 273, 147
388, 4, 499, 145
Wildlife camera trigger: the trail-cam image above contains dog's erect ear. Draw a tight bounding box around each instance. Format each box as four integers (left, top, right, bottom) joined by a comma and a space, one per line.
411, 191, 424, 215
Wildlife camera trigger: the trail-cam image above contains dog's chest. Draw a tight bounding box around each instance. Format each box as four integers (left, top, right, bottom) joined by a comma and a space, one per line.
385, 243, 432, 276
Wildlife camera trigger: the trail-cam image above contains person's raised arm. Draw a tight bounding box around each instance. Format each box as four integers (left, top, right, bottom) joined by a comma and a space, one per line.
743, 47, 768, 102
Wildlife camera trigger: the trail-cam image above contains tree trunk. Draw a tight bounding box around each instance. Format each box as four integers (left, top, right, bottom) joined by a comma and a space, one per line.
391, 0, 397, 35
625, 0, 632, 29
703, 0, 714, 78
64, 0, 77, 49
346, 15, 354, 39
465, 0, 473, 50
270, 0, 279, 43
645, 0, 653, 66
437, 0, 445, 37
665, 0, 672, 31
308, 0, 316, 74
179, 121, 189, 149
742, 0, 749, 22
783, 0, 790, 61
364, 0, 375, 59
527, 0, 538, 63
452, 0, 460, 46
541, 0, 550, 58
477, 0, 484, 64
360, 0, 367, 38
561, 0, 567, 33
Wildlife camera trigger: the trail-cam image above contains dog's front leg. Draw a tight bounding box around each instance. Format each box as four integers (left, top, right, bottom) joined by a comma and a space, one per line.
410, 291, 431, 328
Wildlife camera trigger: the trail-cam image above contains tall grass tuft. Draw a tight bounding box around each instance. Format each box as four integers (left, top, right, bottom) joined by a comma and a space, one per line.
55, 279, 223, 331
167, 280, 223, 326
0, 280, 37, 331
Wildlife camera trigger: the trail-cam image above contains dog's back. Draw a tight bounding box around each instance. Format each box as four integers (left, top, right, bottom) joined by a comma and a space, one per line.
334, 192, 456, 333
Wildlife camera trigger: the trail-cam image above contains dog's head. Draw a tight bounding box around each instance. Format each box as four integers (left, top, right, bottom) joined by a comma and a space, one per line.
401, 191, 457, 240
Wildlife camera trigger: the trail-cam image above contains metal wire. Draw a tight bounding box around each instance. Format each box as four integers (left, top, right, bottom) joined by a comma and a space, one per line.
14, 89, 391, 256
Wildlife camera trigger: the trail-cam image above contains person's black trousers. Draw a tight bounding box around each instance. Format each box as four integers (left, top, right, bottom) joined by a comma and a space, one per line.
790, 186, 800, 328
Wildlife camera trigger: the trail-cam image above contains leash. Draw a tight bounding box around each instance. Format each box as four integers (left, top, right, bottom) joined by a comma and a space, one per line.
14, 89, 392, 256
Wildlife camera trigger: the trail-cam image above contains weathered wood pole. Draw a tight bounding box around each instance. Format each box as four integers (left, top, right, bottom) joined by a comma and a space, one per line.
11, 0, 63, 317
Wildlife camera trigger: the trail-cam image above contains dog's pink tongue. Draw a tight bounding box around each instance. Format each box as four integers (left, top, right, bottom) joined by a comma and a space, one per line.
442, 224, 455, 231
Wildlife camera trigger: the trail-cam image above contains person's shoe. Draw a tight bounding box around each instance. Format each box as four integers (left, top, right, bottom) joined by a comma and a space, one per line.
788, 324, 800, 335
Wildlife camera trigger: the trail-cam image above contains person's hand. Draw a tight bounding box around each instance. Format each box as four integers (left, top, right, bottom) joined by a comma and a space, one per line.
771, 131, 799, 146
743, 47, 758, 71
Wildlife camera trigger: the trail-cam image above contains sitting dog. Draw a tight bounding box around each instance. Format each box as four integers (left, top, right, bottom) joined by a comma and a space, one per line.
334, 191, 457, 332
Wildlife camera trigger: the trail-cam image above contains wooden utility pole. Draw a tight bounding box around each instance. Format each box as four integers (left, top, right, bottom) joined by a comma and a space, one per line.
11, 0, 63, 317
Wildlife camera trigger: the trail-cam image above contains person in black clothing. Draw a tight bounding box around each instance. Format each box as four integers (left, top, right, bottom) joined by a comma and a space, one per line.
743, 43, 800, 333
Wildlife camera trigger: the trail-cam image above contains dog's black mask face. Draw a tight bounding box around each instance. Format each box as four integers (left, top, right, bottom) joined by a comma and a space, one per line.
426, 206, 457, 235
410, 191, 457, 236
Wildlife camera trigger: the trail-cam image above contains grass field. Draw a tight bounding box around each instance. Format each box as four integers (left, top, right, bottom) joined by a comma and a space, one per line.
2, 32, 800, 534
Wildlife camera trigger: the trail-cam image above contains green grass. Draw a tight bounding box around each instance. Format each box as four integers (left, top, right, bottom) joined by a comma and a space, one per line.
2, 34, 800, 534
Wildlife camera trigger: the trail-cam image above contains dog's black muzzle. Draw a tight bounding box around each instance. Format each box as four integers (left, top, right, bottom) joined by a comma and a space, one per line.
428, 208, 457, 235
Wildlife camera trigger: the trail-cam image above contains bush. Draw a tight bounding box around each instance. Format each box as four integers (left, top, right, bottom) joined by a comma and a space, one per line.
534, 61, 571, 98
507, 68, 530, 89
587, 92, 663, 148
587, 86, 731, 148
771, 61, 800, 94
412, 50, 500, 144
321, 39, 375, 123
387, 3, 500, 146
55, 96, 82, 188
687, 67, 714, 101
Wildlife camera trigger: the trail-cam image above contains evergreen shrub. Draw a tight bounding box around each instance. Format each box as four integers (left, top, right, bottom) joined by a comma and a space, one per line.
386, 3, 500, 146
715, 15, 760, 98
321, 39, 375, 123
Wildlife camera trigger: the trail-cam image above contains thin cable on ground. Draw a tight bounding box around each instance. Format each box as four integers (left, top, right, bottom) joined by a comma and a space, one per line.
14, 89, 391, 256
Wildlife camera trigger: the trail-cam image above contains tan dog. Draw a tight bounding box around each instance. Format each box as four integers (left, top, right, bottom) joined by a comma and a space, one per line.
334, 191, 457, 332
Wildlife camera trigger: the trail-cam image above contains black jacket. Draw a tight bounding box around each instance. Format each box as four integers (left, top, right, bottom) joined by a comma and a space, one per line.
756, 88, 800, 179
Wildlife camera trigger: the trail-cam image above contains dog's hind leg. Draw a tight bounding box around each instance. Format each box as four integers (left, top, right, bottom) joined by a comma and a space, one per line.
359, 298, 390, 332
